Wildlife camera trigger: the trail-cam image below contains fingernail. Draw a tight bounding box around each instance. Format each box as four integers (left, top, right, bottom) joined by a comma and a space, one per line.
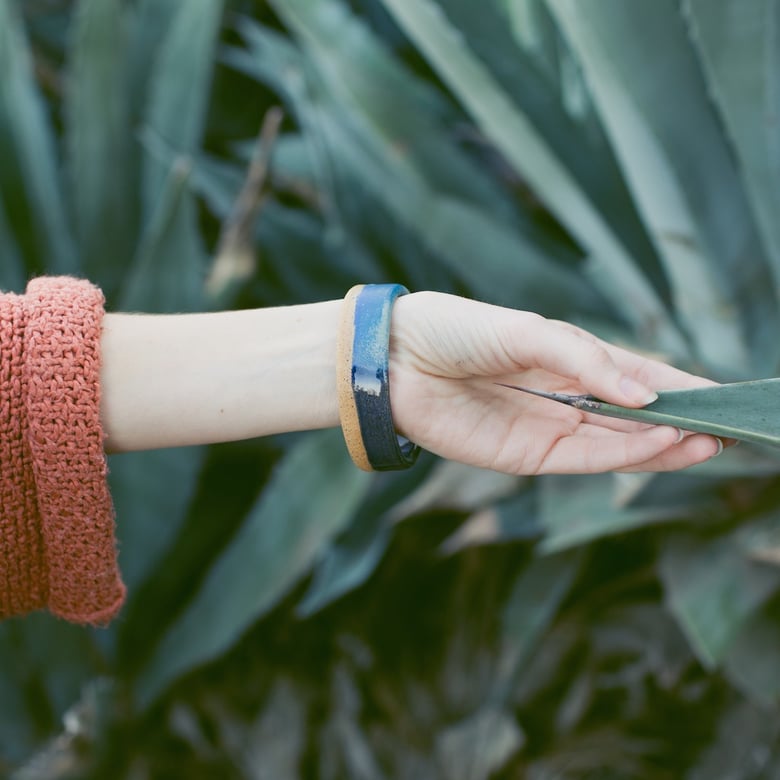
619, 376, 658, 406
674, 428, 684, 444
712, 438, 724, 457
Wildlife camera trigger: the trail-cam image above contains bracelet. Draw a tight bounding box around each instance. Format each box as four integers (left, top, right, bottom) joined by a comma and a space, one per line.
337, 284, 420, 471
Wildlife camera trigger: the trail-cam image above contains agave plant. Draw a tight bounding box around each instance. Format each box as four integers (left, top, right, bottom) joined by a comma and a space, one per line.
2, 0, 780, 778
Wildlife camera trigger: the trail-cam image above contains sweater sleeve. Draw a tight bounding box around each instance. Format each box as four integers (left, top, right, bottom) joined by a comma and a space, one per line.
0, 277, 125, 625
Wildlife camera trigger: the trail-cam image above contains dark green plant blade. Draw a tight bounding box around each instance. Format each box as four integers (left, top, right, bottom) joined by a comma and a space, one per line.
661, 520, 780, 667
0, 0, 78, 275
547, 0, 776, 375
136, 429, 372, 707
498, 379, 780, 448
66, 0, 132, 296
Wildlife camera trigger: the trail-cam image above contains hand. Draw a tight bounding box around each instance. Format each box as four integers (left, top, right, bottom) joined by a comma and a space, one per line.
389, 292, 722, 475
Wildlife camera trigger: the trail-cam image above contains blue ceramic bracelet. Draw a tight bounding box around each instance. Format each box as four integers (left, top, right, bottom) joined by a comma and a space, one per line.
337, 284, 420, 471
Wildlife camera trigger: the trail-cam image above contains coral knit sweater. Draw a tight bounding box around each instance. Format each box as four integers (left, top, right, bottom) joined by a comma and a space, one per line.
0, 277, 124, 625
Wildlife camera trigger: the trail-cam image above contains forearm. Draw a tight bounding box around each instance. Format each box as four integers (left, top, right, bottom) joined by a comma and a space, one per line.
99, 300, 342, 452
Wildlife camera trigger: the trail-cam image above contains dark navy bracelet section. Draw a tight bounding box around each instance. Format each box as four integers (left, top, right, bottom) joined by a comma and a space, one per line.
350, 284, 420, 471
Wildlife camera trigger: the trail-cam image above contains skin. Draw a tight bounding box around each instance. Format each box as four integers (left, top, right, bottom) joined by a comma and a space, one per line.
388, 292, 721, 474
99, 291, 722, 474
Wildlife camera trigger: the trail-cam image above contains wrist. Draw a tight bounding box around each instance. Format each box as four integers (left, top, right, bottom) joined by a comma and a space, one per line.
388, 291, 431, 441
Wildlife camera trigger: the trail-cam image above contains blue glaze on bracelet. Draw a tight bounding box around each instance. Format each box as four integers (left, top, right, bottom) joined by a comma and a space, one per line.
351, 284, 420, 471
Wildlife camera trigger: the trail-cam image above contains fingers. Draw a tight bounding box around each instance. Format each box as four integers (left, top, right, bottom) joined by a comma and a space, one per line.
502, 318, 659, 408
600, 340, 716, 392
617, 433, 724, 472
535, 425, 722, 474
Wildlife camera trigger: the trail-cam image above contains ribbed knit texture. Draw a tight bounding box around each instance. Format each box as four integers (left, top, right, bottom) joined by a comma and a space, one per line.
0, 277, 125, 625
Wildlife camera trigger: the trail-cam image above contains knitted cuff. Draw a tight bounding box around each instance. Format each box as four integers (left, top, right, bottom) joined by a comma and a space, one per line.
0, 277, 125, 625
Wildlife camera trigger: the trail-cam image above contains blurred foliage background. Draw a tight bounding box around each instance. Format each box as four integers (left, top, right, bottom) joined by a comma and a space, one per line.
3, 0, 780, 777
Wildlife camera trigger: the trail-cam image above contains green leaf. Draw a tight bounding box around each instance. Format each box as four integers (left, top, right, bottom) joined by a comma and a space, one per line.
311, 105, 594, 314
136, 430, 372, 706
440, 490, 540, 555
262, 1, 517, 220
0, 628, 40, 765
118, 0, 224, 312
120, 157, 207, 313
377, 0, 686, 355
109, 447, 205, 592
295, 514, 392, 618
0, 614, 102, 764
684, 0, 780, 298
686, 700, 780, 780
501, 379, 780, 448
124, 0, 180, 120
237, 9, 602, 316
439, 0, 666, 297
410, 195, 595, 315
723, 607, 780, 707
120, 0, 223, 312
0, 0, 77, 275
502, 0, 560, 69
65, 0, 132, 295
208, 678, 307, 777
493, 550, 582, 691
297, 460, 434, 616
537, 473, 683, 553
385, 460, 519, 524
661, 526, 780, 667
434, 706, 524, 779
0, 195, 25, 292
547, 0, 776, 375
141, 0, 224, 218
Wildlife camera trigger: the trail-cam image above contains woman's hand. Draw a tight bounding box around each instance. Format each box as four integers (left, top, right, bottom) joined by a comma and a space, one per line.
389, 292, 722, 475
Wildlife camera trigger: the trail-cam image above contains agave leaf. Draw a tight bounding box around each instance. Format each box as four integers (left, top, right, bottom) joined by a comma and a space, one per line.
547, 0, 776, 375
435, 707, 524, 780
384, 459, 519, 524
439, 0, 666, 297
493, 550, 582, 690
66, 0, 131, 296
190, 146, 390, 303
0, 637, 34, 764
124, 0, 180, 119
235, 10, 602, 317
311, 105, 594, 314
686, 700, 780, 780
141, 0, 224, 217
0, 614, 101, 763
296, 514, 392, 619
121, 0, 222, 312
0, 195, 25, 292
502, 0, 559, 69
120, 157, 206, 313
377, 0, 686, 356
263, 1, 520, 222
440, 490, 541, 555
136, 429, 372, 707
661, 525, 780, 667
499, 379, 780, 448
109, 448, 205, 593
723, 608, 780, 707
537, 473, 685, 553
297, 463, 431, 617
683, 0, 780, 297
0, 0, 77, 275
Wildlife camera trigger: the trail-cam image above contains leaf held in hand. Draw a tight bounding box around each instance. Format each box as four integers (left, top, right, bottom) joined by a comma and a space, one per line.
499, 379, 780, 448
